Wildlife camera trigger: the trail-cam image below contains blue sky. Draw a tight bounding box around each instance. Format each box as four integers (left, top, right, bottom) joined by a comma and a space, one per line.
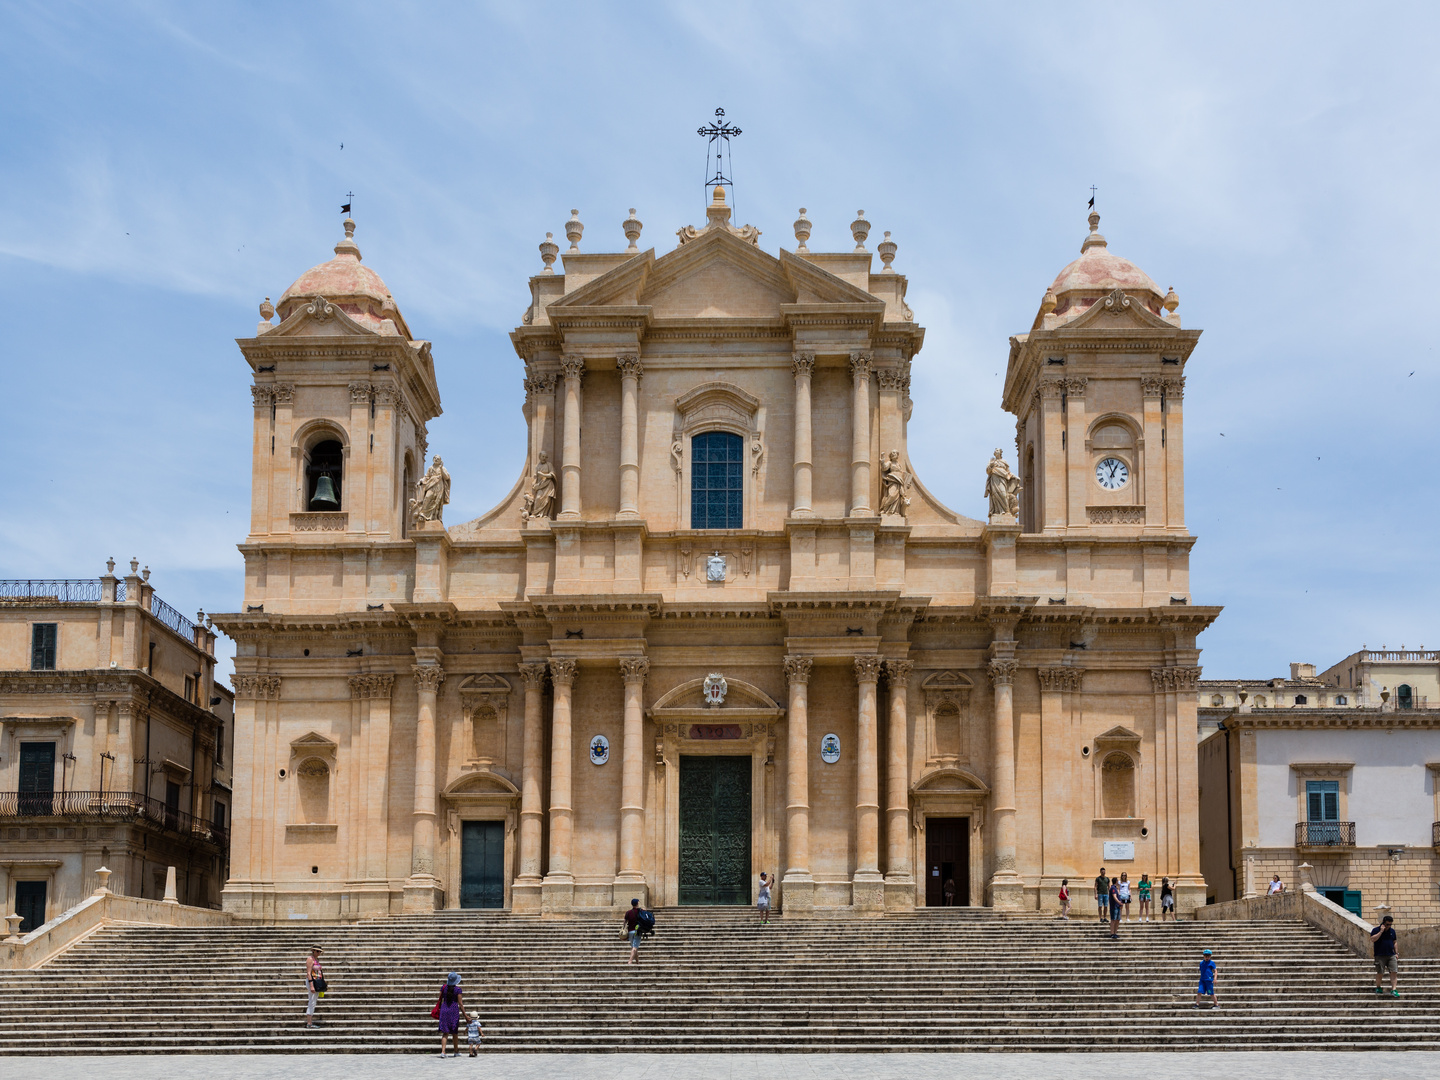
2, 2, 1437, 683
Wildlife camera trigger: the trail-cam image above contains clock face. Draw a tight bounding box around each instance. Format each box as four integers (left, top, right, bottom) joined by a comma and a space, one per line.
1095, 457, 1130, 490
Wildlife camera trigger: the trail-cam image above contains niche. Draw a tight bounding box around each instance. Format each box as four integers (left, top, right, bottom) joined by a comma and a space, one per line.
1101, 753, 1136, 818
296, 758, 331, 823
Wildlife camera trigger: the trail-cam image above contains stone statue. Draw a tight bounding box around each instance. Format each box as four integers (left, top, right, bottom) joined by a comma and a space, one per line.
985, 449, 1022, 518
878, 449, 912, 517
522, 451, 557, 521
410, 455, 451, 523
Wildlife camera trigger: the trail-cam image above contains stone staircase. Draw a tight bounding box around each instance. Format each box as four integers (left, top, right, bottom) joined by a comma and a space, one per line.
0, 906, 1436, 1053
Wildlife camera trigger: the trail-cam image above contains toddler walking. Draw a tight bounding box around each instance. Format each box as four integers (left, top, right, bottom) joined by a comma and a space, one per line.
466, 1012, 484, 1056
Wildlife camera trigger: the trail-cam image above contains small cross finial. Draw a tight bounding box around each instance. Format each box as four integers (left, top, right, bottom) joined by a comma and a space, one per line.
1088, 185, 1097, 209
341, 191, 354, 215
698, 107, 742, 212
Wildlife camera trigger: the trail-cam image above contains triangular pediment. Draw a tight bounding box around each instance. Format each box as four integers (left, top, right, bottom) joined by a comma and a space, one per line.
1064, 288, 1173, 332
640, 229, 795, 318
922, 670, 976, 691
1095, 725, 1142, 744
290, 730, 337, 753
266, 297, 376, 337
778, 249, 886, 306
458, 673, 512, 695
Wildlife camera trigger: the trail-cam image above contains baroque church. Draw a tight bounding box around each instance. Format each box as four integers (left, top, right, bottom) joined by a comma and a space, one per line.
215, 187, 1216, 919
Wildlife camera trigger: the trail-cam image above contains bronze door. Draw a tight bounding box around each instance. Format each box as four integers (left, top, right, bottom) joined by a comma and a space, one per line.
678, 755, 751, 905
925, 816, 969, 906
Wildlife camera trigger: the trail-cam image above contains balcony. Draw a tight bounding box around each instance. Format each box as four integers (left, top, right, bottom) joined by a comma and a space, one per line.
0, 790, 228, 847
1295, 821, 1356, 849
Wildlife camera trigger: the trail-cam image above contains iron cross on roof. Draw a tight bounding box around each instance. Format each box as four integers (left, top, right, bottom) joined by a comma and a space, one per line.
698, 107, 742, 211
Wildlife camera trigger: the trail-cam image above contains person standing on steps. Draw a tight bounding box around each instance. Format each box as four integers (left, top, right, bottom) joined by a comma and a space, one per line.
943, 877, 956, 907
1371, 915, 1400, 998
434, 972, 464, 1056
304, 946, 324, 1028
1108, 877, 1123, 940
1194, 948, 1218, 1009
757, 872, 773, 925
1058, 879, 1071, 920
1137, 874, 1153, 922
624, 897, 645, 964
1094, 868, 1110, 921
1159, 877, 1176, 922
1118, 872, 1132, 921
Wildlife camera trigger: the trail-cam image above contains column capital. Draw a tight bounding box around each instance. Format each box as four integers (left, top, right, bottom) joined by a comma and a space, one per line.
517, 662, 549, 690
348, 673, 395, 699
884, 659, 914, 684
348, 381, 374, 404
1164, 375, 1186, 401
1064, 376, 1087, 397
1152, 665, 1202, 693
1037, 666, 1084, 693
616, 353, 643, 379
1141, 376, 1165, 399
853, 656, 883, 683
986, 659, 1019, 687
783, 655, 813, 685
559, 354, 586, 381
411, 665, 446, 694
849, 351, 872, 380
234, 673, 282, 700
271, 384, 295, 405
250, 385, 274, 407
875, 367, 905, 392
549, 657, 579, 686
792, 351, 815, 376
618, 656, 650, 684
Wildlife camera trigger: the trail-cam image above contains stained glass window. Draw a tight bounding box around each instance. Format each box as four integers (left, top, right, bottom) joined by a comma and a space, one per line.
691, 431, 743, 529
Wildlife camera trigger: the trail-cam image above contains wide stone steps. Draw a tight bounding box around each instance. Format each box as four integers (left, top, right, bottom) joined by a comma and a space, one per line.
0, 910, 1434, 1053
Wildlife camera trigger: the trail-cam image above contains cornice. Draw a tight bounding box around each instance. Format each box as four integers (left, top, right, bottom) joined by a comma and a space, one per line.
1232, 709, 1440, 731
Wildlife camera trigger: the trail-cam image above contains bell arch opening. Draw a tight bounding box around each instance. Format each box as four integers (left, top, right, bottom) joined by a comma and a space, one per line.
305, 438, 344, 511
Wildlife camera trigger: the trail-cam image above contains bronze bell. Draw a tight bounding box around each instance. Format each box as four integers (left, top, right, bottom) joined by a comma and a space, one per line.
311, 472, 340, 510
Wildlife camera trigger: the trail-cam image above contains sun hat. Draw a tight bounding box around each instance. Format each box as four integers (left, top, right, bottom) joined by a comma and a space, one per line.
447, 971, 460, 985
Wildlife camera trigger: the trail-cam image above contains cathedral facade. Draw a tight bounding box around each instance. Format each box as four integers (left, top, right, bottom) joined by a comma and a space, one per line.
216, 190, 1215, 919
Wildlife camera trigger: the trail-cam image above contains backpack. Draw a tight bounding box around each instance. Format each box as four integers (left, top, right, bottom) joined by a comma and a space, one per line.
636, 908, 656, 938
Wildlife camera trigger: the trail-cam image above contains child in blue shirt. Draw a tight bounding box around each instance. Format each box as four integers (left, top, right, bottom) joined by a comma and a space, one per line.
1194, 948, 1218, 1009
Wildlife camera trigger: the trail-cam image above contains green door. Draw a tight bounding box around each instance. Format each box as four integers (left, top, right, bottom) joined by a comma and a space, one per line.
460, 821, 505, 908
679, 755, 751, 905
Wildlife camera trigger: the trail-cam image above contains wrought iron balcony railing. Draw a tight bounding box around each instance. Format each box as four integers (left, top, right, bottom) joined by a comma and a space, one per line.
1295, 821, 1356, 848
0, 790, 228, 846
0, 578, 126, 602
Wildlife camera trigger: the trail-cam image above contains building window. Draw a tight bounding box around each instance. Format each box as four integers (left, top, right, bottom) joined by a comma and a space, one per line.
1336, 695, 1347, 705
213, 801, 227, 830
1305, 779, 1341, 845
1294, 694, 1307, 705
184, 675, 195, 702
1397, 684, 1414, 709
30, 623, 57, 670
215, 719, 224, 765
690, 431, 743, 529
306, 439, 344, 511
1210, 694, 1224, 707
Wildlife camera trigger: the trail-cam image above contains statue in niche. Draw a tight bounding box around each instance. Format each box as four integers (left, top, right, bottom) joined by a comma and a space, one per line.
522, 450, 557, 521
985, 449, 1022, 518
410, 455, 451, 523
878, 449, 912, 517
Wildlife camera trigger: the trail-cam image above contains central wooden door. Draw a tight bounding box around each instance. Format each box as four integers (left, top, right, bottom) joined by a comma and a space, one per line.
460, 820, 505, 908
678, 755, 751, 905
924, 816, 970, 906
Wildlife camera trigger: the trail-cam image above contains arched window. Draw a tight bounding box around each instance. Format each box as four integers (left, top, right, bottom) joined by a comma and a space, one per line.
1397, 684, 1414, 709
1254, 695, 1266, 708
1294, 694, 1308, 705
1101, 753, 1136, 818
306, 439, 344, 511
296, 759, 331, 823
691, 431, 743, 529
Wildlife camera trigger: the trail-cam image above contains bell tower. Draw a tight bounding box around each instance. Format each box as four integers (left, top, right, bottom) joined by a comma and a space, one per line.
1004, 211, 1200, 541
237, 217, 442, 613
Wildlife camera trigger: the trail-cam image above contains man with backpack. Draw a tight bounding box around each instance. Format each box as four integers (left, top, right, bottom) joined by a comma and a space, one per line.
623, 898, 651, 965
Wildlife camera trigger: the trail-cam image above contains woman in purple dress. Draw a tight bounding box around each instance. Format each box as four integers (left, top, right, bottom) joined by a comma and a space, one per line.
435, 971, 464, 1056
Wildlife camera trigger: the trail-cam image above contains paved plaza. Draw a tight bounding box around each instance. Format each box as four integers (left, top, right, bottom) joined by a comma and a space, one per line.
11, 1054, 1440, 1080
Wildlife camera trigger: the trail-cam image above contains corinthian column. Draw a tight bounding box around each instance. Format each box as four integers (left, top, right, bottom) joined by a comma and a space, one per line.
849, 351, 873, 516
513, 662, 549, 913
405, 662, 445, 911
616, 354, 643, 517
884, 660, 914, 902
782, 655, 814, 912
542, 657, 578, 912
791, 352, 815, 517
615, 657, 649, 894
853, 655, 884, 910
558, 355, 585, 518
987, 658, 1022, 908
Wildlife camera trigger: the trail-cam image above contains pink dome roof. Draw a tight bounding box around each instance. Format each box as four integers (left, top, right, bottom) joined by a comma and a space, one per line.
276, 219, 408, 334
1048, 212, 1162, 316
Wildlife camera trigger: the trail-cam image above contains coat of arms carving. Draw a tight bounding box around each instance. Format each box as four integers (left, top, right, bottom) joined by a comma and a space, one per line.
703, 672, 728, 707
706, 553, 727, 582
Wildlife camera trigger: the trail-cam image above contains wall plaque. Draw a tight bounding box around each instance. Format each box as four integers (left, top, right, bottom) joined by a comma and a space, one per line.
589, 735, 610, 765
1103, 840, 1135, 861
820, 733, 841, 764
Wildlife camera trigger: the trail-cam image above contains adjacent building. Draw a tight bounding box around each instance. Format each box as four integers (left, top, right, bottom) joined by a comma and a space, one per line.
1198, 692, 1440, 922
215, 192, 1216, 921
0, 564, 233, 929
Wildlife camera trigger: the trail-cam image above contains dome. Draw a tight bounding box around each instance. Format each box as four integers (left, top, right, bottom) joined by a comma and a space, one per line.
276, 218, 409, 335
1047, 211, 1163, 319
